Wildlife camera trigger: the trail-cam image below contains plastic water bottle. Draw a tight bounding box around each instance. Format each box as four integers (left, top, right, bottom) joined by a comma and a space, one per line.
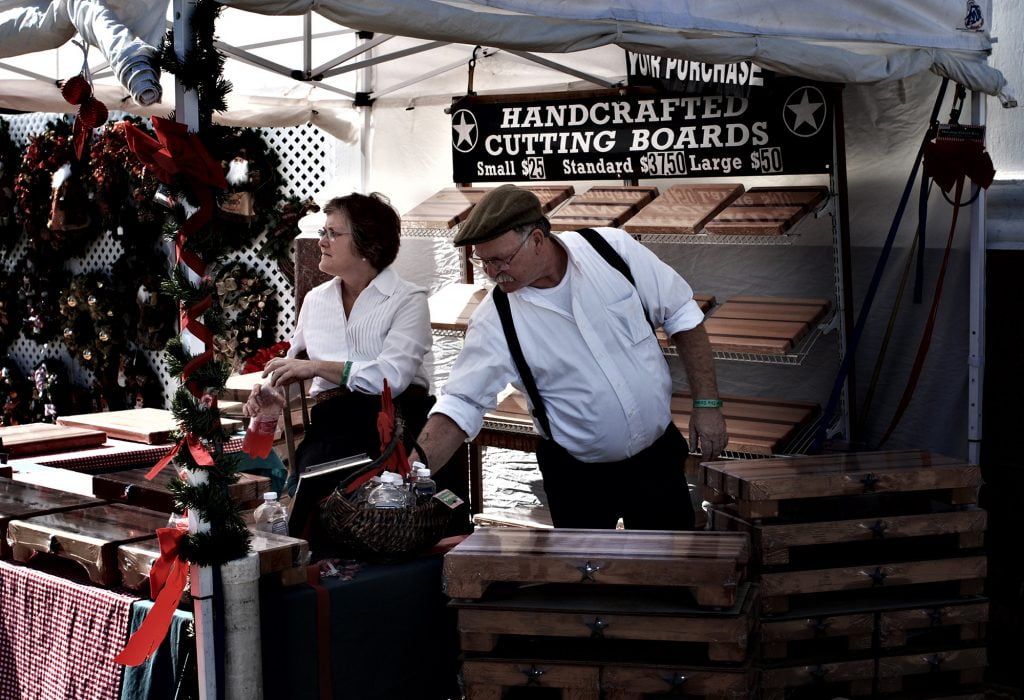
410, 462, 436, 502
354, 474, 383, 504
367, 472, 410, 509
254, 492, 289, 535
243, 384, 285, 459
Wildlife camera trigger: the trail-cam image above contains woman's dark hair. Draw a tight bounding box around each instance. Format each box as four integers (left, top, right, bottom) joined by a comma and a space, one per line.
323, 192, 401, 270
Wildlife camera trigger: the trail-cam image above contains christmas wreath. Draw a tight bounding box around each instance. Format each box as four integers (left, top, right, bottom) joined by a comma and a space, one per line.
0, 269, 25, 356
208, 260, 279, 372
110, 246, 177, 351
27, 357, 73, 424
0, 358, 31, 427
258, 195, 320, 283
58, 272, 130, 375
0, 117, 20, 251
89, 118, 162, 241
15, 254, 70, 345
13, 118, 98, 257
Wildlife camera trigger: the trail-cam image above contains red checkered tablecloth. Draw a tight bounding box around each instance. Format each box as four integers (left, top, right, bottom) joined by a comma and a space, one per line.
9, 435, 246, 474
0, 560, 140, 700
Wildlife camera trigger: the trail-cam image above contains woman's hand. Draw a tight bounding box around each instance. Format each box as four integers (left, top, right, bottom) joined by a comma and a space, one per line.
261, 357, 321, 387
243, 383, 265, 418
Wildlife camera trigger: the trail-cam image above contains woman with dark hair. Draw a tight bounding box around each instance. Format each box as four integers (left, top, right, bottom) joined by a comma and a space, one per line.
245, 192, 434, 482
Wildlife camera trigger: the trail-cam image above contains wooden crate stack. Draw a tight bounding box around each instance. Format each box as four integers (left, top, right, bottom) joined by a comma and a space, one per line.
1, 476, 308, 590
444, 527, 758, 699
701, 450, 988, 699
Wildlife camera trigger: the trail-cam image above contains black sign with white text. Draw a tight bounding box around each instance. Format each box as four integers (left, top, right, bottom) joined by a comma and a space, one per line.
451, 74, 833, 182
626, 52, 773, 97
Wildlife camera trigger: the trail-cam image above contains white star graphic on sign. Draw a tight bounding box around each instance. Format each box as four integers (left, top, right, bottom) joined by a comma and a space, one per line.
787, 89, 824, 130
452, 112, 476, 149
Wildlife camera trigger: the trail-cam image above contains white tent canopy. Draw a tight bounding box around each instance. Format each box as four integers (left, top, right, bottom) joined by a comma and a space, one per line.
228, 0, 1014, 105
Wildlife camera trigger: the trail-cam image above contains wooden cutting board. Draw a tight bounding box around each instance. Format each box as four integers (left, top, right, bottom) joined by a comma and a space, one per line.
93, 467, 270, 513
428, 283, 489, 331
7, 502, 167, 586
444, 528, 749, 607
574, 185, 658, 207
58, 408, 242, 444
1, 479, 104, 558
550, 203, 635, 230
623, 184, 744, 235
522, 184, 575, 212
0, 423, 107, 457
118, 525, 309, 592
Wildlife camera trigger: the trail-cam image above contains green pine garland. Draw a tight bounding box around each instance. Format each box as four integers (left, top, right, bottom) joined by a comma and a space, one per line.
155, 0, 251, 566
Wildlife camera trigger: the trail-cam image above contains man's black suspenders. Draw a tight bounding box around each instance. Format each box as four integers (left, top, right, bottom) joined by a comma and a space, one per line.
492, 228, 651, 437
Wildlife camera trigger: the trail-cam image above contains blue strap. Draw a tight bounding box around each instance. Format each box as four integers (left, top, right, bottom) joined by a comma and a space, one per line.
814, 78, 949, 451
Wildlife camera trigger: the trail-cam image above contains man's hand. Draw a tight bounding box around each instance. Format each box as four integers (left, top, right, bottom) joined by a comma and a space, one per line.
689, 407, 728, 460
408, 413, 468, 474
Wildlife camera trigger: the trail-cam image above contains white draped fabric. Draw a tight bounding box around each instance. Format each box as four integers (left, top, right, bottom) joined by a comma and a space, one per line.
0, 0, 166, 104
224, 0, 1014, 106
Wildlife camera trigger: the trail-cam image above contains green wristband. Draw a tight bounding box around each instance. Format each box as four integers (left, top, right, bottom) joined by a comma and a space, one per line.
340, 361, 352, 387
693, 398, 723, 409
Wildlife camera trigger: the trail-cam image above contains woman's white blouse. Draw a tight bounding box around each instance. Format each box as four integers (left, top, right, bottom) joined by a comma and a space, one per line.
287, 266, 432, 397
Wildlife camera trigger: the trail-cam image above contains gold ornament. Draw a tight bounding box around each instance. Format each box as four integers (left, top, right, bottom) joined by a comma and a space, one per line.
67, 296, 77, 307
87, 295, 98, 307
82, 348, 93, 361
98, 330, 110, 343
63, 328, 75, 340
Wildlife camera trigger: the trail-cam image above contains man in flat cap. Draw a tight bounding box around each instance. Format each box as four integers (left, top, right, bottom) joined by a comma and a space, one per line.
411, 184, 726, 529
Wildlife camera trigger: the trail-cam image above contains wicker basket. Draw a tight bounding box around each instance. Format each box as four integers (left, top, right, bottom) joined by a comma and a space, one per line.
320, 490, 452, 561
317, 406, 450, 561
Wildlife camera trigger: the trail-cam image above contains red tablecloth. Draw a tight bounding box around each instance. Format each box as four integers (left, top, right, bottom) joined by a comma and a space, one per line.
0, 560, 139, 700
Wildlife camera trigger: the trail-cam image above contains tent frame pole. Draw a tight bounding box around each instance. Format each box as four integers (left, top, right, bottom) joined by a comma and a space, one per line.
968, 90, 987, 464
173, 2, 216, 699
832, 86, 856, 442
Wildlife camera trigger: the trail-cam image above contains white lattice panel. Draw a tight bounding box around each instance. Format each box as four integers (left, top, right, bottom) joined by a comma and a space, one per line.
2, 113, 335, 408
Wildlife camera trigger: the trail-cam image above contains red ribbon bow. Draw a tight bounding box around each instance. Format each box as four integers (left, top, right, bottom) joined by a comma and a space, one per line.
145, 432, 215, 481
243, 341, 291, 374
61, 74, 108, 159
344, 380, 411, 494
114, 527, 190, 666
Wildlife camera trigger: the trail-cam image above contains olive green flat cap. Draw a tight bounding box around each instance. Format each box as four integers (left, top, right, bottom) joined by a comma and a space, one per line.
453, 184, 543, 246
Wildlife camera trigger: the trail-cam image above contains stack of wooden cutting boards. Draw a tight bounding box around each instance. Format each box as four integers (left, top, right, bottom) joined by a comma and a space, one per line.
444, 527, 759, 699
701, 450, 988, 699
621, 184, 827, 237
1, 475, 307, 591
401, 185, 575, 234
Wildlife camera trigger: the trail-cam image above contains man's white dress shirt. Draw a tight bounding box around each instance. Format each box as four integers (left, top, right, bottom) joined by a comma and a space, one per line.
432, 228, 703, 462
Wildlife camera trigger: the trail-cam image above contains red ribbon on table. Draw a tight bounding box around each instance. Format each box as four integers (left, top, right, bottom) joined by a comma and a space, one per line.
144, 433, 215, 481
114, 528, 190, 666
